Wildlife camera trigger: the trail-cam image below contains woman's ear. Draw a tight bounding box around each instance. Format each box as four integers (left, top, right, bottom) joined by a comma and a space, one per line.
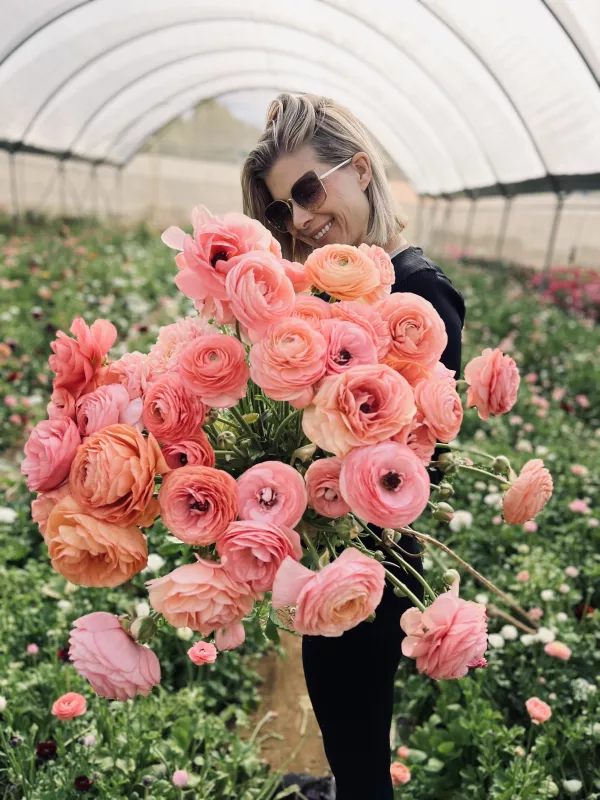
352, 152, 372, 192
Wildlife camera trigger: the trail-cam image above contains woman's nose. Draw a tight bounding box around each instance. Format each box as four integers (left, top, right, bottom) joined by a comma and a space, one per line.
290, 202, 314, 233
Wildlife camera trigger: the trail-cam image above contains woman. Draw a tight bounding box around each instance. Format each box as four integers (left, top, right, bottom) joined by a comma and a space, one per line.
242, 93, 465, 800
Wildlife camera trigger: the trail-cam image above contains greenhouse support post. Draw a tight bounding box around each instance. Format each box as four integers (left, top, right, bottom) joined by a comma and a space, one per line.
462, 196, 477, 256
8, 150, 19, 219
496, 196, 513, 260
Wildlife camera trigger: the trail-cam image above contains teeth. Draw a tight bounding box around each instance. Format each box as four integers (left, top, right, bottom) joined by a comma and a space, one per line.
314, 221, 332, 241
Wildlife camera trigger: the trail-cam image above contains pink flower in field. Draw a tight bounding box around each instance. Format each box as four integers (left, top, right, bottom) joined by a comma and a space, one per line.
464, 348, 520, 421
552, 387, 565, 402
492, 515, 503, 525
187, 641, 217, 665
305, 458, 350, 519
526, 697, 552, 725
516, 570, 530, 583
525, 372, 538, 384
49, 317, 117, 401
172, 770, 189, 788
9, 414, 22, 425
330, 300, 390, 360
236, 461, 307, 528
273, 549, 385, 637
97, 351, 152, 400
509, 415, 523, 425
589, 518, 599, 528
340, 441, 430, 529
559, 584, 570, 594
570, 464, 588, 477
569, 499, 591, 514
523, 520, 538, 532
142, 372, 206, 444
47, 387, 77, 421
400, 581, 488, 680
528, 607, 544, 621
390, 762, 411, 786
215, 623, 246, 651
503, 460, 553, 524
31, 483, 71, 540
281, 258, 312, 293
565, 566, 579, 578
162, 431, 215, 470
178, 334, 249, 408
523, 423, 534, 433
51, 692, 87, 720
414, 376, 463, 443
576, 394, 590, 408
544, 641, 571, 661
21, 417, 81, 492
75, 384, 130, 437
4, 395, 17, 407
26, 643, 39, 655
291, 294, 332, 325
320, 319, 378, 375
396, 746, 410, 760
147, 316, 217, 376
376, 292, 447, 369
357, 243, 395, 302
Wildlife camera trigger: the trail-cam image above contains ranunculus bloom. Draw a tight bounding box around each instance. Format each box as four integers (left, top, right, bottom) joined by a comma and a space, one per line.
272, 548, 385, 636
27, 643, 40, 655
302, 364, 416, 458
69, 424, 168, 527
525, 697, 552, 724
225, 251, 296, 340
400, 582, 488, 680
305, 457, 350, 518
291, 294, 332, 325
217, 521, 302, 594
172, 770, 189, 789
414, 377, 463, 443
320, 319, 378, 375
390, 762, 411, 786
75, 384, 130, 438
503, 459, 553, 524
97, 351, 152, 400
236, 461, 307, 528
47, 387, 76, 420
187, 641, 217, 665
376, 292, 447, 369
565, 566, 579, 578
162, 431, 215, 470
464, 348, 520, 421
178, 334, 249, 408
516, 570, 530, 583
568, 499, 590, 514
49, 317, 117, 401
358, 244, 395, 302
21, 417, 81, 492
281, 258, 312, 293
215, 622, 246, 651
305, 244, 380, 301
147, 316, 217, 376
523, 520, 538, 532
384, 356, 433, 389
31, 483, 72, 540
528, 607, 544, 621
142, 372, 206, 444
46, 496, 148, 587
69, 612, 161, 700
544, 641, 572, 661
249, 317, 327, 409
339, 442, 430, 528
330, 300, 390, 360
392, 411, 437, 465
396, 746, 410, 760
159, 466, 238, 545
147, 559, 254, 635
51, 692, 87, 721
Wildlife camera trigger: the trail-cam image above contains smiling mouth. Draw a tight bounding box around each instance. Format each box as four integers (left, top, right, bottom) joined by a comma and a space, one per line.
313, 219, 333, 242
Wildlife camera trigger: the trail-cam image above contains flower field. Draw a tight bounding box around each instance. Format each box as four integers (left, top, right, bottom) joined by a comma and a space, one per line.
1, 215, 599, 799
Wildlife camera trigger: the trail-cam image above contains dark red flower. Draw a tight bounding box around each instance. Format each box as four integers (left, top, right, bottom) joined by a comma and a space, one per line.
74, 776, 93, 792
573, 602, 595, 620
36, 741, 57, 760
57, 646, 71, 663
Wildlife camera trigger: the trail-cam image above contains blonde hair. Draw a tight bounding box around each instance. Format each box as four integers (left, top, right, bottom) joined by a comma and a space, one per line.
242, 92, 403, 262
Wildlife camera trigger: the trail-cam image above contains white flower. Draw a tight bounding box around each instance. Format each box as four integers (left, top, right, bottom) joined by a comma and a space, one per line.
520, 634, 536, 646
0, 508, 17, 524
556, 612, 568, 623
517, 544, 530, 554
135, 601, 150, 618
592, 722, 600, 739
487, 483, 499, 494
474, 481, 487, 491
535, 445, 549, 456
516, 440, 533, 453
474, 430, 486, 441
488, 634, 505, 649
541, 590, 555, 601
475, 593, 489, 605
562, 779, 582, 795
484, 493, 503, 510
572, 678, 597, 701
501, 625, 518, 640
176, 627, 194, 641
422, 556, 434, 571
57, 600, 72, 612
449, 510, 473, 533
535, 627, 556, 644
64, 582, 79, 595
143, 554, 166, 573
0, 696, 6, 712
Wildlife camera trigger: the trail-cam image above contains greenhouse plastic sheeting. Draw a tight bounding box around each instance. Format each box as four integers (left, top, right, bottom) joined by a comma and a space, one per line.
1, 0, 599, 197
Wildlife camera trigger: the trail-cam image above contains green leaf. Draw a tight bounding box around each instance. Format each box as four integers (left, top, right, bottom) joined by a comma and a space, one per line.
424, 757, 444, 773
265, 617, 281, 645
437, 741, 455, 754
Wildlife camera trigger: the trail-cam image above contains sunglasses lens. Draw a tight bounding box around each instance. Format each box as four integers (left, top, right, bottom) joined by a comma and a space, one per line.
265, 201, 292, 232
292, 172, 326, 211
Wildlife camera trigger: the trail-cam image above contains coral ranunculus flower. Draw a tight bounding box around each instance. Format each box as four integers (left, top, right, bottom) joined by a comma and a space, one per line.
414, 377, 463, 443
330, 300, 391, 360
502, 459, 553, 524
376, 292, 447, 369
187, 641, 217, 665
305, 457, 350, 518
320, 319, 378, 374
51, 692, 87, 721
525, 697, 552, 724
305, 244, 380, 301
162, 431, 215, 469
21, 417, 81, 492
464, 348, 520, 421
49, 317, 117, 400
236, 461, 307, 529
142, 372, 206, 444
31, 483, 71, 540
291, 294, 332, 325
178, 334, 249, 408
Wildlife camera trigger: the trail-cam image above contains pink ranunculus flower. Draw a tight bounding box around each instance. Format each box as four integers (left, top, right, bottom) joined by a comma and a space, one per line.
358, 243, 395, 302
272, 548, 385, 637
544, 641, 571, 661
21, 417, 81, 492
147, 316, 217, 377
51, 692, 87, 720
305, 457, 351, 518
569, 499, 591, 514
339, 442, 430, 528
528, 607, 544, 621
302, 364, 416, 458
570, 464, 588, 477
225, 251, 295, 341
27, 643, 40, 655
400, 581, 488, 680
142, 372, 206, 444
97, 351, 152, 401
47, 387, 76, 421
178, 334, 249, 408
565, 566, 579, 578
503, 459, 553, 524
147, 559, 254, 635
249, 317, 327, 409
236, 461, 307, 528
217, 521, 302, 595
281, 258, 312, 293
396, 746, 410, 760
291, 294, 332, 325
523, 520, 538, 532
75, 384, 130, 437
162, 431, 215, 470
215, 623, 246, 651
49, 317, 117, 401
31, 483, 71, 540
392, 411, 437, 465
576, 394, 590, 408
330, 300, 391, 360
516, 570, 530, 583
172, 770, 189, 789
320, 319, 378, 375
187, 641, 217, 665
414, 377, 463, 443
390, 762, 411, 787
464, 348, 520, 421
376, 292, 447, 369
69, 612, 161, 700
525, 697, 552, 724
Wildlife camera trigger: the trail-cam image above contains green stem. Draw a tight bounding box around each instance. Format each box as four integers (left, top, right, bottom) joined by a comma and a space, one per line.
457, 464, 511, 486
348, 539, 426, 612
436, 442, 495, 460
228, 406, 260, 440
273, 408, 302, 449
301, 529, 321, 569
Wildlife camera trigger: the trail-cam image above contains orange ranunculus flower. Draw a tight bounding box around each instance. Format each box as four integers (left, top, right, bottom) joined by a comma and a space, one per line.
305, 244, 380, 301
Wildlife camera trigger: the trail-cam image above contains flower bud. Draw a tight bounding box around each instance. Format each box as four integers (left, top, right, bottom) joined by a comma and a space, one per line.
129, 616, 157, 643
393, 586, 407, 597
373, 550, 385, 562
442, 569, 460, 587
242, 412, 259, 425
433, 502, 455, 522
118, 614, 131, 633
217, 430, 236, 448
438, 482, 454, 499
365, 613, 376, 623
436, 453, 456, 474
291, 443, 317, 463
492, 455, 512, 476
205, 408, 219, 423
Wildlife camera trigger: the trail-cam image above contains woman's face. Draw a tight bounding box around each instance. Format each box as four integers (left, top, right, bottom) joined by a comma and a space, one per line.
264, 144, 372, 251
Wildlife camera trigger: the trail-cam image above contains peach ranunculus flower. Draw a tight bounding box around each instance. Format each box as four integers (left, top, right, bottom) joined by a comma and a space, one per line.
142, 372, 206, 444
69, 611, 161, 700
396, 746, 410, 760
291, 294, 332, 325
392, 411, 438, 466
502, 459, 553, 524
305, 244, 380, 301
31, 483, 71, 540
376, 292, 447, 369
51, 692, 87, 721
217, 521, 303, 595
178, 334, 249, 408
272, 548, 385, 637
414, 377, 463, 443
46, 496, 148, 587
225, 251, 296, 341
544, 641, 572, 661
162, 431, 215, 470
320, 319, 378, 375
49, 317, 117, 401
215, 623, 246, 651
97, 351, 153, 400
158, 466, 238, 545
358, 243, 395, 302
147, 559, 254, 635
400, 581, 488, 680
340, 442, 430, 528
69, 424, 168, 527
464, 348, 520, 421
236, 461, 307, 528
390, 762, 411, 787
281, 258, 312, 293
384, 357, 433, 389
75, 384, 130, 437
147, 316, 217, 377
187, 641, 217, 665
21, 417, 81, 492
330, 300, 391, 360
305, 457, 351, 518
525, 697, 552, 725
249, 317, 327, 409
47, 387, 76, 420
302, 364, 416, 458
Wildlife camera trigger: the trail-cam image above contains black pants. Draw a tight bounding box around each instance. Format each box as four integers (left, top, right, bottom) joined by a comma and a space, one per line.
302, 535, 425, 799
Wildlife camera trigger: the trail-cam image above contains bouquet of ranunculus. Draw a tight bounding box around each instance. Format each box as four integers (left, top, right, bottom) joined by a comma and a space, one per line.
22, 205, 554, 700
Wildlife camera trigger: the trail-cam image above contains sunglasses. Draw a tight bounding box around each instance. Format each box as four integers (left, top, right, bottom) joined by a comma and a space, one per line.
264, 157, 353, 233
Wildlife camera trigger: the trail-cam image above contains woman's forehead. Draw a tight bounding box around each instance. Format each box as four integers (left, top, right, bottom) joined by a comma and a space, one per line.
265, 145, 320, 200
